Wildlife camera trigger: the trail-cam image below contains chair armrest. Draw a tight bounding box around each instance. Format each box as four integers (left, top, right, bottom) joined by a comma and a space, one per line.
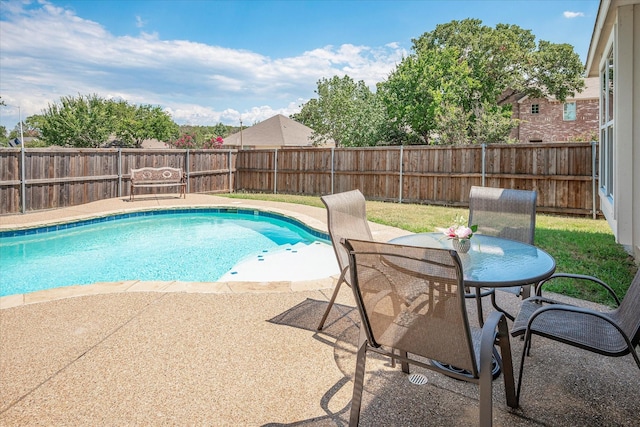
526, 304, 630, 343
521, 295, 564, 306
480, 312, 506, 367
535, 273, 621, 306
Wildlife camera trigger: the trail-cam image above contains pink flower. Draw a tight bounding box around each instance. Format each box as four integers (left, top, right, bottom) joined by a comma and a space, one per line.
444, 226, 458, 239
454, 226, 473, 239
443, 215, 477, 241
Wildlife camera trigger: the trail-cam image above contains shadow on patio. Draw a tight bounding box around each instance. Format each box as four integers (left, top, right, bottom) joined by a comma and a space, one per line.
1, 287, 637, 426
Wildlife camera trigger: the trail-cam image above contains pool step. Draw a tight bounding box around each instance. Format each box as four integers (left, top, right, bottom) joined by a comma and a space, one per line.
219, 242, 339, 282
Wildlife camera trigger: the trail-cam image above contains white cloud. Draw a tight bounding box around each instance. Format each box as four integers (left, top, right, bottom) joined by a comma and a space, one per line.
135, 15, 146, 28
563, 11, 585, 19
0, 1, 405, 129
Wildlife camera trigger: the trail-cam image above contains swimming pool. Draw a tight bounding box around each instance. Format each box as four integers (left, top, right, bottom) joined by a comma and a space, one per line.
0, 208, 336, 297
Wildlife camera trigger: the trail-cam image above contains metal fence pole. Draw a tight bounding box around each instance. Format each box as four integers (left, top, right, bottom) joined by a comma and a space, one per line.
481, 143, 486, 187
20, 146, 25, 213
19, 107, 26, 213
117, 148, 122, 197
592, 140, 597, 219
398, 145, 404, 203
274, 149, 278, 194
331, 147, 335, 194
185, 149, 190, 194
228, 150, 233, 193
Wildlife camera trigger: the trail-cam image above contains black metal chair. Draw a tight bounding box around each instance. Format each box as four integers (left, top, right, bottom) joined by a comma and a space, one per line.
343, 238, 518, 426
317, 190, 374, 331
511, 270, 640, 403
467, 186, 537, 319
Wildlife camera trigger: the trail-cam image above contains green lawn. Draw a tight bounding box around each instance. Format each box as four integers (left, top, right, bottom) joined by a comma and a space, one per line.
221, 192, 637, 306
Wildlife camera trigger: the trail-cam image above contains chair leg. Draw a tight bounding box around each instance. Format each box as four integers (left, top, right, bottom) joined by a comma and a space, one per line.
400, 350, 409, 373
516, 330, 533, 405
478, 329, 494, 427
496, 318, 517, 409
479, 312, 518, 427
349, 328, 368, 427
476, 291, 485, 327
317, 268, 347, 331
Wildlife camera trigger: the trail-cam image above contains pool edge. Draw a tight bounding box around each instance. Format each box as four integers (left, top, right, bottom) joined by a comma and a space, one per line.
0, 276, 339, 310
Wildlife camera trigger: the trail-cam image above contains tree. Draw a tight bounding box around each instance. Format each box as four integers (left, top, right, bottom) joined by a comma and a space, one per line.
38, 94, 179, 148
293, 75, 395, 147
167, 124, 231, 149
378, 45, 479, 143
171, 133, 224, 149
25, 115, 45, 137
41, 94, 116, 147
414, 20, 584, 102
380, 19, 585, 145
0, 125, 7, 144
114, 102, 178, 147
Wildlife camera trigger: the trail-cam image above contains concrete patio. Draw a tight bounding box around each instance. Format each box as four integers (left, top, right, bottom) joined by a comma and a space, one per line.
1, 195, 638, 426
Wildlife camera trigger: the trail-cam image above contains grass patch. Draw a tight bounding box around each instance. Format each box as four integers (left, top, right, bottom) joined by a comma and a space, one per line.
221, 192, 637, 305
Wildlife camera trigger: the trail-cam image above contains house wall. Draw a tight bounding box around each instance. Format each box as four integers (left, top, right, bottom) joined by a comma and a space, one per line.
612, 4, 640, 260
586, 0, 640, 261
516, 98, 599, 142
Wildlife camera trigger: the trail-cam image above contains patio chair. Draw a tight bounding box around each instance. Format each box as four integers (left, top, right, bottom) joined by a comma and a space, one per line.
511, 270, 640, 403
317, 190, 374, 331
343, 238, 517, 427
467, 185, 537, 319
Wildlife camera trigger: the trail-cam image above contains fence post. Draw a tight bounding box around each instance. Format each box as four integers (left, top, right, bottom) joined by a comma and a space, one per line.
228, 150, 233, 193
185, 149, 190, 194
117, 148, 122, 197
274, 149, 278, 194
331, 147, 335, 194
398, 145, 404, 203
481, 143, 486, 187
18, 107, 26, 214
20, 146, 26, 213
592, 140, 597, 220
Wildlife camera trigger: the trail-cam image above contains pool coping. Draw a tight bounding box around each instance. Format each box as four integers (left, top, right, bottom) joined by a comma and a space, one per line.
0, 194, 411, 309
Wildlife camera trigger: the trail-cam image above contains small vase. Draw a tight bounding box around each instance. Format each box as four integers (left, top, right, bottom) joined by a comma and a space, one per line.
452, 238, 471, 254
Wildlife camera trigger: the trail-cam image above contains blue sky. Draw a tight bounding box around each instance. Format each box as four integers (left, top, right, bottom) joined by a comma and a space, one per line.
0, 0, 600, 132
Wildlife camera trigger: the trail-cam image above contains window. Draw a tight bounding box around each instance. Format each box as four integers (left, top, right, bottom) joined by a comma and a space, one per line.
563, 102, 576, 121
531, 104, 539, 114
599, 49, 614, 199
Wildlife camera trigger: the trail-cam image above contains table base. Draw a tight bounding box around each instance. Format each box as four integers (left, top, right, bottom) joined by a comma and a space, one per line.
431, 354, 501, 380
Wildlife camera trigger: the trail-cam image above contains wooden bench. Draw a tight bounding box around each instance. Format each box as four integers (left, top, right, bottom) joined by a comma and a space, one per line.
129, 167, 186, 201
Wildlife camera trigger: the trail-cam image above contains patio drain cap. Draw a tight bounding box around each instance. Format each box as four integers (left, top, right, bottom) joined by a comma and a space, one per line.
408, 373, 428, 385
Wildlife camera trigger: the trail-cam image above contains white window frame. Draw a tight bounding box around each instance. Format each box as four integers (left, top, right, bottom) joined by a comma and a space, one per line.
599, 47, 614, 202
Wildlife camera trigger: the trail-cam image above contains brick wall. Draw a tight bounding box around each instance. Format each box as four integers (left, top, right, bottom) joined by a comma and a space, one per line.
514, 98, 599, 142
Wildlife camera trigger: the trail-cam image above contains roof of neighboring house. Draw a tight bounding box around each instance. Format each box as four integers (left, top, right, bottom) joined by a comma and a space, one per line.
141, 139, 170, 149
517, 77, 599, 103
570, 77, 600, 100
223, 114, 323, 148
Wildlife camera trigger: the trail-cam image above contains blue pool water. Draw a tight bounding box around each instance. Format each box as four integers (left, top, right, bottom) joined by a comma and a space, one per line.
0, 210, 329, 297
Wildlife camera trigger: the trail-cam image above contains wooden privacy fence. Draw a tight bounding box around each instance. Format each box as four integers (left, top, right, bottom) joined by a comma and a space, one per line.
234, 142, 599, 216
1, 142, 598, 216
0, 148, 236, 214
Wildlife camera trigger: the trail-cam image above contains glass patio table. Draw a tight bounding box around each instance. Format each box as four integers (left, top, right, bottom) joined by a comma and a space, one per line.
389, 232, 556, 379
388, 233, 557, 324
